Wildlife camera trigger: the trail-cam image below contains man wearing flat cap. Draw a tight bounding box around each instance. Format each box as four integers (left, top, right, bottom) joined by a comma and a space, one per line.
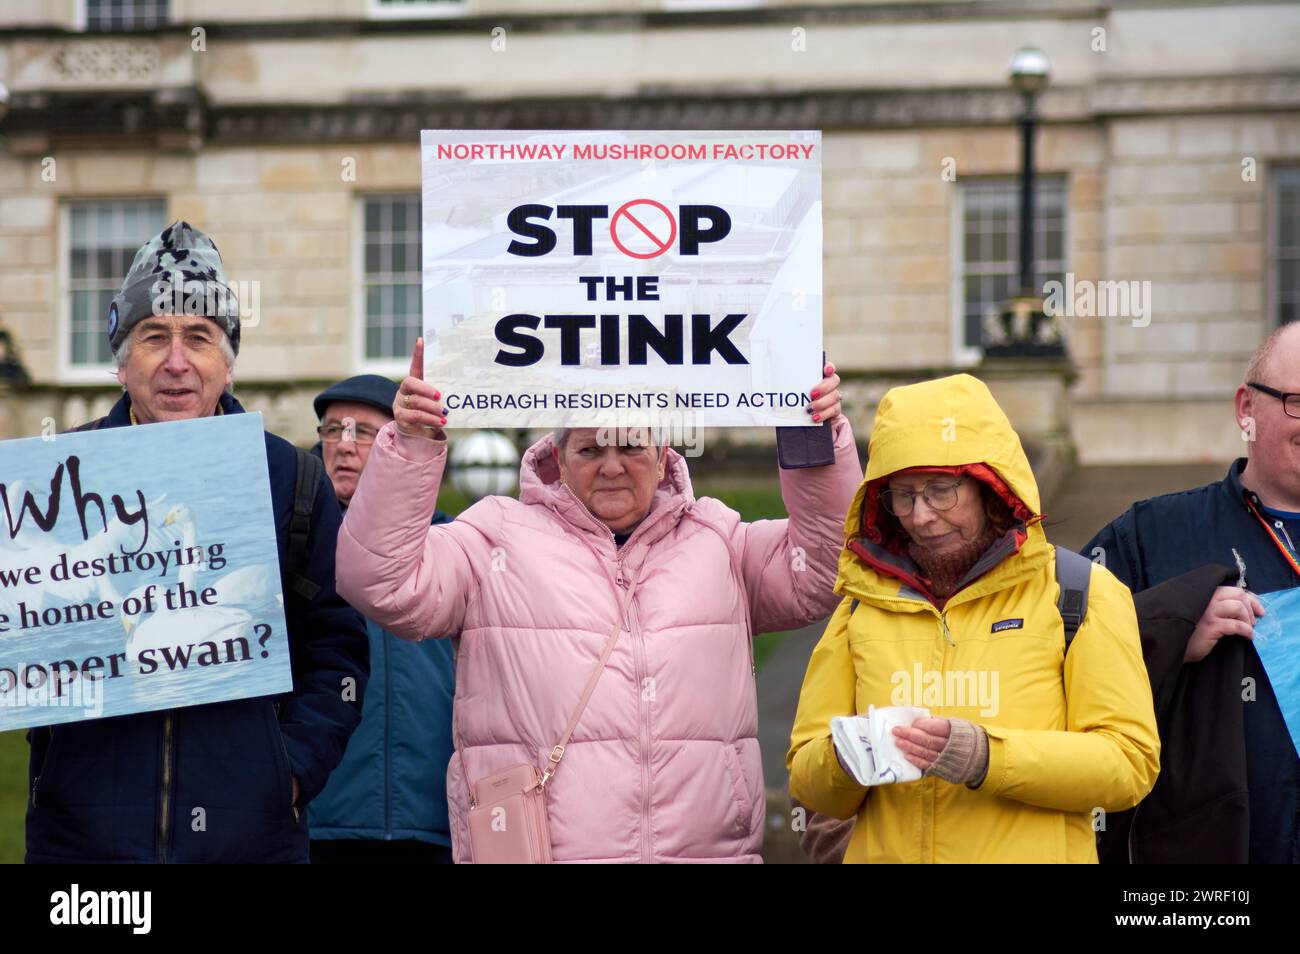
308, 375, 457, 864
25, 221, 370, 864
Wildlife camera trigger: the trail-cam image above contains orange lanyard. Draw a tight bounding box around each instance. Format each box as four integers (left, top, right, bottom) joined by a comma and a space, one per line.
1245, 496, 1300, 580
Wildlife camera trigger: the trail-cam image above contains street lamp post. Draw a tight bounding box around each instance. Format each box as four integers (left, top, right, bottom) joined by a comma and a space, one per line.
987, 45, 1063, 357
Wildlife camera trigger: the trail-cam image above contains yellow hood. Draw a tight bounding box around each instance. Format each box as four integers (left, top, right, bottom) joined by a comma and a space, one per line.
839, 374, 1045, 598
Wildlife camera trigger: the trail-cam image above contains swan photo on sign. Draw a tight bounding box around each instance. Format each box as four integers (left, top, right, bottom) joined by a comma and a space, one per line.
0, 413, 291, 730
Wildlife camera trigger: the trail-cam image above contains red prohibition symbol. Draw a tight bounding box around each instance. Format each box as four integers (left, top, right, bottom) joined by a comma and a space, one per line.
610, 199, 677, 259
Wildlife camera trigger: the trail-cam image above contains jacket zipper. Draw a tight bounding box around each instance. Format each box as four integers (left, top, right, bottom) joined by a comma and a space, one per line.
33, 726, 54, 808
620, 563, 652, 865
274, 700, 297, 822
158, 712, 174, 863
1275, 520, 1297, 556
939, 610, 955, 646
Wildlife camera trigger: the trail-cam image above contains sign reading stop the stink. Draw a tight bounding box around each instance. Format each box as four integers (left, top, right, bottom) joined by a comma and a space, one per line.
420, 130, 823, 430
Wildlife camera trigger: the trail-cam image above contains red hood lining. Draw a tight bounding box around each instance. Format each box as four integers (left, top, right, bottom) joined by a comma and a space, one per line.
859, 463, 1039, 557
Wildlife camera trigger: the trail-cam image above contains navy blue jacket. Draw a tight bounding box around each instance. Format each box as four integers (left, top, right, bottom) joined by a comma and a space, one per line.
1085, 458, 1300, 863
25, 392, 369, 863
309, 507, 456, 848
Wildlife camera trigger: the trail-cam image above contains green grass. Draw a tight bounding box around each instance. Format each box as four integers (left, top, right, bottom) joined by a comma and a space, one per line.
753, 630, 790, 670
0, 731, 27, 864
0, 481, 795, 863
693, 481, 792, 522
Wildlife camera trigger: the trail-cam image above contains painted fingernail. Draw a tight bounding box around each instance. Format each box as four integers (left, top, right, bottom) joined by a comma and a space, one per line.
811, 390, 820, 399
433, 392, 441, 400
806, 406, 814, 414
441, 417, 448, 426
812, 414, 821, 422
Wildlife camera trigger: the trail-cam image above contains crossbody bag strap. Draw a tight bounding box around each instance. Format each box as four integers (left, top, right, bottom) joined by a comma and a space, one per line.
541, 568, 640, 787
457, 568, 640, 807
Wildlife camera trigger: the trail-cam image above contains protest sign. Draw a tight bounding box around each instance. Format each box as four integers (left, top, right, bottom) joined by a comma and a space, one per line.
420, 130, 823, 431
0, 414, 291, 730
1255, 587, 1300, 754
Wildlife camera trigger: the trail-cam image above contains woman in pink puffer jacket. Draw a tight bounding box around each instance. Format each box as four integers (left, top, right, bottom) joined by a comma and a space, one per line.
335, 342, 862, 863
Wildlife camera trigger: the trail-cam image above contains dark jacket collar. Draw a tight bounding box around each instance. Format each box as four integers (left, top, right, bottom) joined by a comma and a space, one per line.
1223, 457, 1257, 508
101, 390, 245, 428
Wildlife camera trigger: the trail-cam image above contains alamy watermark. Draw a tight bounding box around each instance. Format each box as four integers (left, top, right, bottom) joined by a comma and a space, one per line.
150, 270, 262, 328
1043, 272, 1152, 328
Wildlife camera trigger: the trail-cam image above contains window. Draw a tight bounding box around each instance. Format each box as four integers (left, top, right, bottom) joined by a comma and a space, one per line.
362, 195, 422, 362
1276, 167, 1300, 327
369, 0, 464, 17
83, 0, 169, 31
957, 177, 1067, 350
67, 199, 167, 367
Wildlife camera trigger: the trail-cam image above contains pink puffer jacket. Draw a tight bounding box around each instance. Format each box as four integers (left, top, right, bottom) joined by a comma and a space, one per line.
336, 418, 861, 863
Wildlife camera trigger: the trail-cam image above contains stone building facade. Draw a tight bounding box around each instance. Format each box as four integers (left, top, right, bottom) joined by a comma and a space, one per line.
0, 0, 1296, 463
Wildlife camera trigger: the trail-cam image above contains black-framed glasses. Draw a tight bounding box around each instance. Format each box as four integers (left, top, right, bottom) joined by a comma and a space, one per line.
1247, 382, 1300, 419
317, 423, 380, 445
880, 477, 965, 518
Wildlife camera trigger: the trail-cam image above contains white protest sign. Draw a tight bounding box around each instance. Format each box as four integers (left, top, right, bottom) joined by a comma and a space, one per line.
420, 130, 823, 430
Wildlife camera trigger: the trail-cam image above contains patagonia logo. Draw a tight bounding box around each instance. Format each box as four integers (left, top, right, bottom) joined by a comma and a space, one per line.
991, 618, 1024, 633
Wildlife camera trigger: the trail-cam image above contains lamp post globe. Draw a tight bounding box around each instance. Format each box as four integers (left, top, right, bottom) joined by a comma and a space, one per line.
1008, 45, 1050, 96
448, 430, 520, 501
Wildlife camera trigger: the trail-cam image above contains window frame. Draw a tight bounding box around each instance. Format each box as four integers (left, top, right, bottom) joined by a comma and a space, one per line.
353, 192, 424, 377
1271, 164, 1300, 329
366, 0, 467, 20
949, 173, 1069, 365
58, 197, 168, 385
77, 0, 171, 33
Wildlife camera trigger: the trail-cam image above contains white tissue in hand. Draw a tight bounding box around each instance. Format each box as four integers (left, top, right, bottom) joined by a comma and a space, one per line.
831, 705, 931, 787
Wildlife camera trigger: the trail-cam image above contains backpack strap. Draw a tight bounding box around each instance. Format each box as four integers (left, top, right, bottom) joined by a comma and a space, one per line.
1054, 545, 1092, 652
289, 448, 324, 602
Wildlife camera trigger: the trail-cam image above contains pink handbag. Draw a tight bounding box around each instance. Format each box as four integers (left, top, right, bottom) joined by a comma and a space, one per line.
462, 572, 639, 864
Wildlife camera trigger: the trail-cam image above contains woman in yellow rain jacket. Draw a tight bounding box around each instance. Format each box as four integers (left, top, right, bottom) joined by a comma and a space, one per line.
788, 374, 1159, 863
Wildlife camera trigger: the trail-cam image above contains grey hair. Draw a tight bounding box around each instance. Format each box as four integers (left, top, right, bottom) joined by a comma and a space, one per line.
552, 428, 571, 451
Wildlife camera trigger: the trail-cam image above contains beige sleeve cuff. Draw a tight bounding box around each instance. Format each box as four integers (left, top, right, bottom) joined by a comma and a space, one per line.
926, 718, 990, 788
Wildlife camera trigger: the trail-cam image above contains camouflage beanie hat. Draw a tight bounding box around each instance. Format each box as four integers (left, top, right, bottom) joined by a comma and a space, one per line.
108, 220, 240, 356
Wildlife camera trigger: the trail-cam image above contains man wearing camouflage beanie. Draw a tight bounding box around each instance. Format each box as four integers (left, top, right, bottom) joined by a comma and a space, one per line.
101, 221, 241, 423
26, 221, 370, 864
108, 219, 241, 359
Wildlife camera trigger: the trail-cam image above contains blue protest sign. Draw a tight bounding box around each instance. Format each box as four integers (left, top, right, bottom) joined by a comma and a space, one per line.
1254, 587, 1300, 754
0, 413, 291, 730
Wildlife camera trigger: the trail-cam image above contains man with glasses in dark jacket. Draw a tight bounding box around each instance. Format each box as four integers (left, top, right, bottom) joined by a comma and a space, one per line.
308, 375, 457, 864
1085, 322, 1300, 863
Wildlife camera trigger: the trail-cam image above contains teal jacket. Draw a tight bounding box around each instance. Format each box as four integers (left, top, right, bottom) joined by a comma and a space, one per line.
309, 510, 456, 847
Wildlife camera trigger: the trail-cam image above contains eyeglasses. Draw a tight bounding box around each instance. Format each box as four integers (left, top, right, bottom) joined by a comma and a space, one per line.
880, 478, 965, 518
317, 423, 380, 445
1247, 382, 1300, 419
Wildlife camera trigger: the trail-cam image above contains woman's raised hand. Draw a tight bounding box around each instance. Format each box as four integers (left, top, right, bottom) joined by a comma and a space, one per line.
809, 361, 842, 424
395, 337, 447, 441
